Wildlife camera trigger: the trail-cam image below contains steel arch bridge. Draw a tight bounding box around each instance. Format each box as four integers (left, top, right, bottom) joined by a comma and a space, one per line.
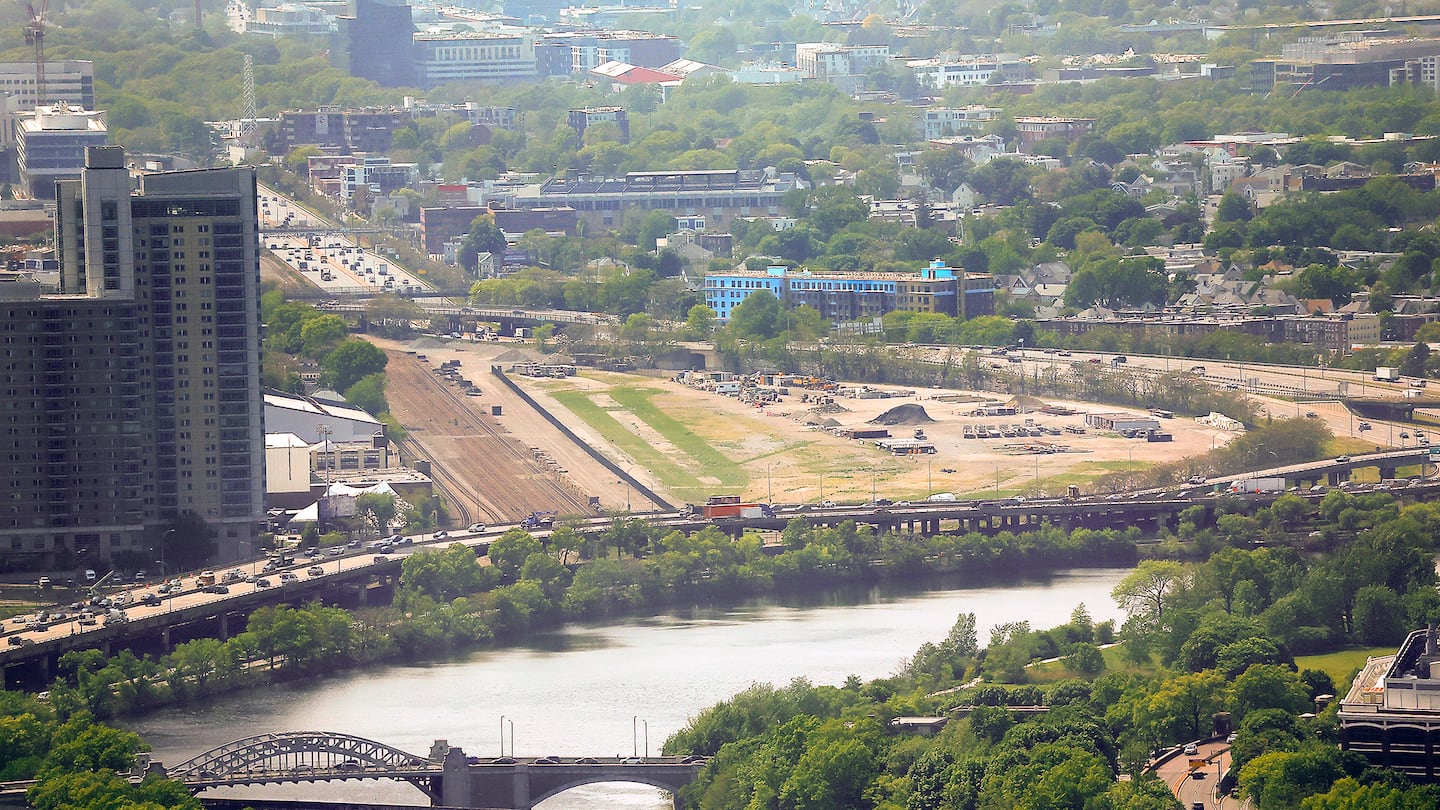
168, 731, 433, 779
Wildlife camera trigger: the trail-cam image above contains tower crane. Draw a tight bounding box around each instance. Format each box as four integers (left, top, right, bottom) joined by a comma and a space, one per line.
23, 0, 48, 109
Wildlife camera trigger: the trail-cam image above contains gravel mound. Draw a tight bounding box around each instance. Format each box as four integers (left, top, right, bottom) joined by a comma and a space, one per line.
869, 403, 935, 426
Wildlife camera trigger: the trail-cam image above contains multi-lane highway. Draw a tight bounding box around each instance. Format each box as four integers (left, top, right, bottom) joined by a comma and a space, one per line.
3, 448, 1432, 671
258, 186, 431, 297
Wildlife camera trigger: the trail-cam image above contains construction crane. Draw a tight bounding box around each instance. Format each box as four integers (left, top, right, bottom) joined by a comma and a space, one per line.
23, 0, 48, 109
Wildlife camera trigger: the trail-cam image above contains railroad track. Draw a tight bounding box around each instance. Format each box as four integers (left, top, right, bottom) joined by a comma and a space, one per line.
384, 351, 595, 525
394, 432, 473, 528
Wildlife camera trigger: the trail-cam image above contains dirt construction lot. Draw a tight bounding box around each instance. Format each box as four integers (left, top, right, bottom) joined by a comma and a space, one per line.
376, 338, 1235, 511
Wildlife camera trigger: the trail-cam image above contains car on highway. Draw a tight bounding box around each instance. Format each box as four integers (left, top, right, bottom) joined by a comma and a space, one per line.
433, 531, 450, 540
204, 584, 230, 594
467, 523, 488, 532
140, 593, 161, 606
77, 614, 97, 626
306, 566, 325, 577
255, 578, 272, 588
622, 757, 645, 765
327, 546, 344, 556
7, 635, 32, 646
1183, 742, 1199, 755
279, 572, 298, 584
819, 500, 836, 508
575, 757, 599, 764
1335, 455, 1351, 463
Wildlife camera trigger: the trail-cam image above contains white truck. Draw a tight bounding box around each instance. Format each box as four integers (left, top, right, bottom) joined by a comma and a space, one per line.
1230, 477, 1286, 494
1375, 367, 1401, 382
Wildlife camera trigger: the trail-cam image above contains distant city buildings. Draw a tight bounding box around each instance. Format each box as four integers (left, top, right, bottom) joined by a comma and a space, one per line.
795, 42, 890, 92
705, 260, 996, 323
246, 3, 335, 38
512, 168, 805, 230
277, 107, 407, 154
413, 30, 540, 86
331, 0, 416, 88
15, 104, 109, 199
920, 106, 1003, 140
567, 107, 631, 144
1251, 33, 1440, 93
1013, 116, 1096, 150
0, 60, 95, 111
907, 55, 1030, 89
0, 146, 264, 568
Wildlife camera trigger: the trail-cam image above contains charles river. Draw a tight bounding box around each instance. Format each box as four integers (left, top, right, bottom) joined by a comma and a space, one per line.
124, 568, 1130, 808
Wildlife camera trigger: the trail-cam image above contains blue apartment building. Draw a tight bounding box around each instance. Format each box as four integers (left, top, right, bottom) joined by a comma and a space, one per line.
705, 260, 994, 323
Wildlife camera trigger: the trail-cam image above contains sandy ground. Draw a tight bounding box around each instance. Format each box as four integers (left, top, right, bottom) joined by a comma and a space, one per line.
375, 338, 1235, 507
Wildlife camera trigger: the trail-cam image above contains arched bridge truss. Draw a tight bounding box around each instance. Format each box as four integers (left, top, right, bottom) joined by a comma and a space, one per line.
167, 731, 438, 796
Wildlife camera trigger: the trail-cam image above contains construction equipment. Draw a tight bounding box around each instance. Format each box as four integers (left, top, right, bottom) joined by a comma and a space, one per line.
23, 1, 48, 108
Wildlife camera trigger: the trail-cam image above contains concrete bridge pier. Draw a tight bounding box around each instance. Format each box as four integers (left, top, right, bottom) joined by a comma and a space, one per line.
1380, 466, 1397, 481
1329, 470, 1347, 486
218, 614, 230, 641
161, 626, 171, 653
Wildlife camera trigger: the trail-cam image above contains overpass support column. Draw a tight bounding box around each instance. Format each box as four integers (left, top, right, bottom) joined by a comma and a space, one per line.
161, 626, 170, 653
510, 766, 532, 810
218, 614, 229, 641
1329, 471, 1346, 486
356, 584, 368, 606
1380, 466, 1397, 481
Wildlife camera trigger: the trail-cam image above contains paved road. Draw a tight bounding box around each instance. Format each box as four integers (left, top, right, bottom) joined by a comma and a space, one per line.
1153, 742, 1232, 809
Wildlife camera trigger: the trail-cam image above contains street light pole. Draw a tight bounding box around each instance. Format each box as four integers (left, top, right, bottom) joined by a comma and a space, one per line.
500, 715, 506, 756
633, 716, 639, 757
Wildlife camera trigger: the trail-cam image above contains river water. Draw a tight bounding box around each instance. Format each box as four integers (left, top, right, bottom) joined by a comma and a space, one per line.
124, 568, 1130, 808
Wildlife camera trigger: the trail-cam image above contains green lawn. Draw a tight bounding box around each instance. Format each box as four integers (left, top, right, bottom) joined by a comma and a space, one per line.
549, 385, 749, 501
1295, 647, 1392, 690
608, 387, 746, 488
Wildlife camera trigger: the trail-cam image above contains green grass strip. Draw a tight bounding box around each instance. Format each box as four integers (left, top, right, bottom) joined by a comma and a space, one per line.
608, 387, 748, 488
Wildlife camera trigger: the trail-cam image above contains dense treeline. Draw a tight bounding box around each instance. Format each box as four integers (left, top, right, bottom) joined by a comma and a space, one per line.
258, 285, 394, 419
663, 488, 1440, 810
34, 522, 1141, 720
0, 689, 198, 809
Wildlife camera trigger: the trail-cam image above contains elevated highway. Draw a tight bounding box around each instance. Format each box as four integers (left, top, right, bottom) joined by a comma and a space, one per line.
3, 450, 1433, 686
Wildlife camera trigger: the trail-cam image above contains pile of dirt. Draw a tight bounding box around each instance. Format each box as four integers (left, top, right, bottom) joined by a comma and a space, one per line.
493, 348, 539, 364
1009, 395, 1049, 413
794, 404, 850, 424
869, 403, 935, 426
408, 337, 447, 350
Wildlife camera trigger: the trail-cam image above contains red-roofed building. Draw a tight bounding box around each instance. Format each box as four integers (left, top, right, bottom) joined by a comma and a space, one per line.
589, 60, 682, 87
